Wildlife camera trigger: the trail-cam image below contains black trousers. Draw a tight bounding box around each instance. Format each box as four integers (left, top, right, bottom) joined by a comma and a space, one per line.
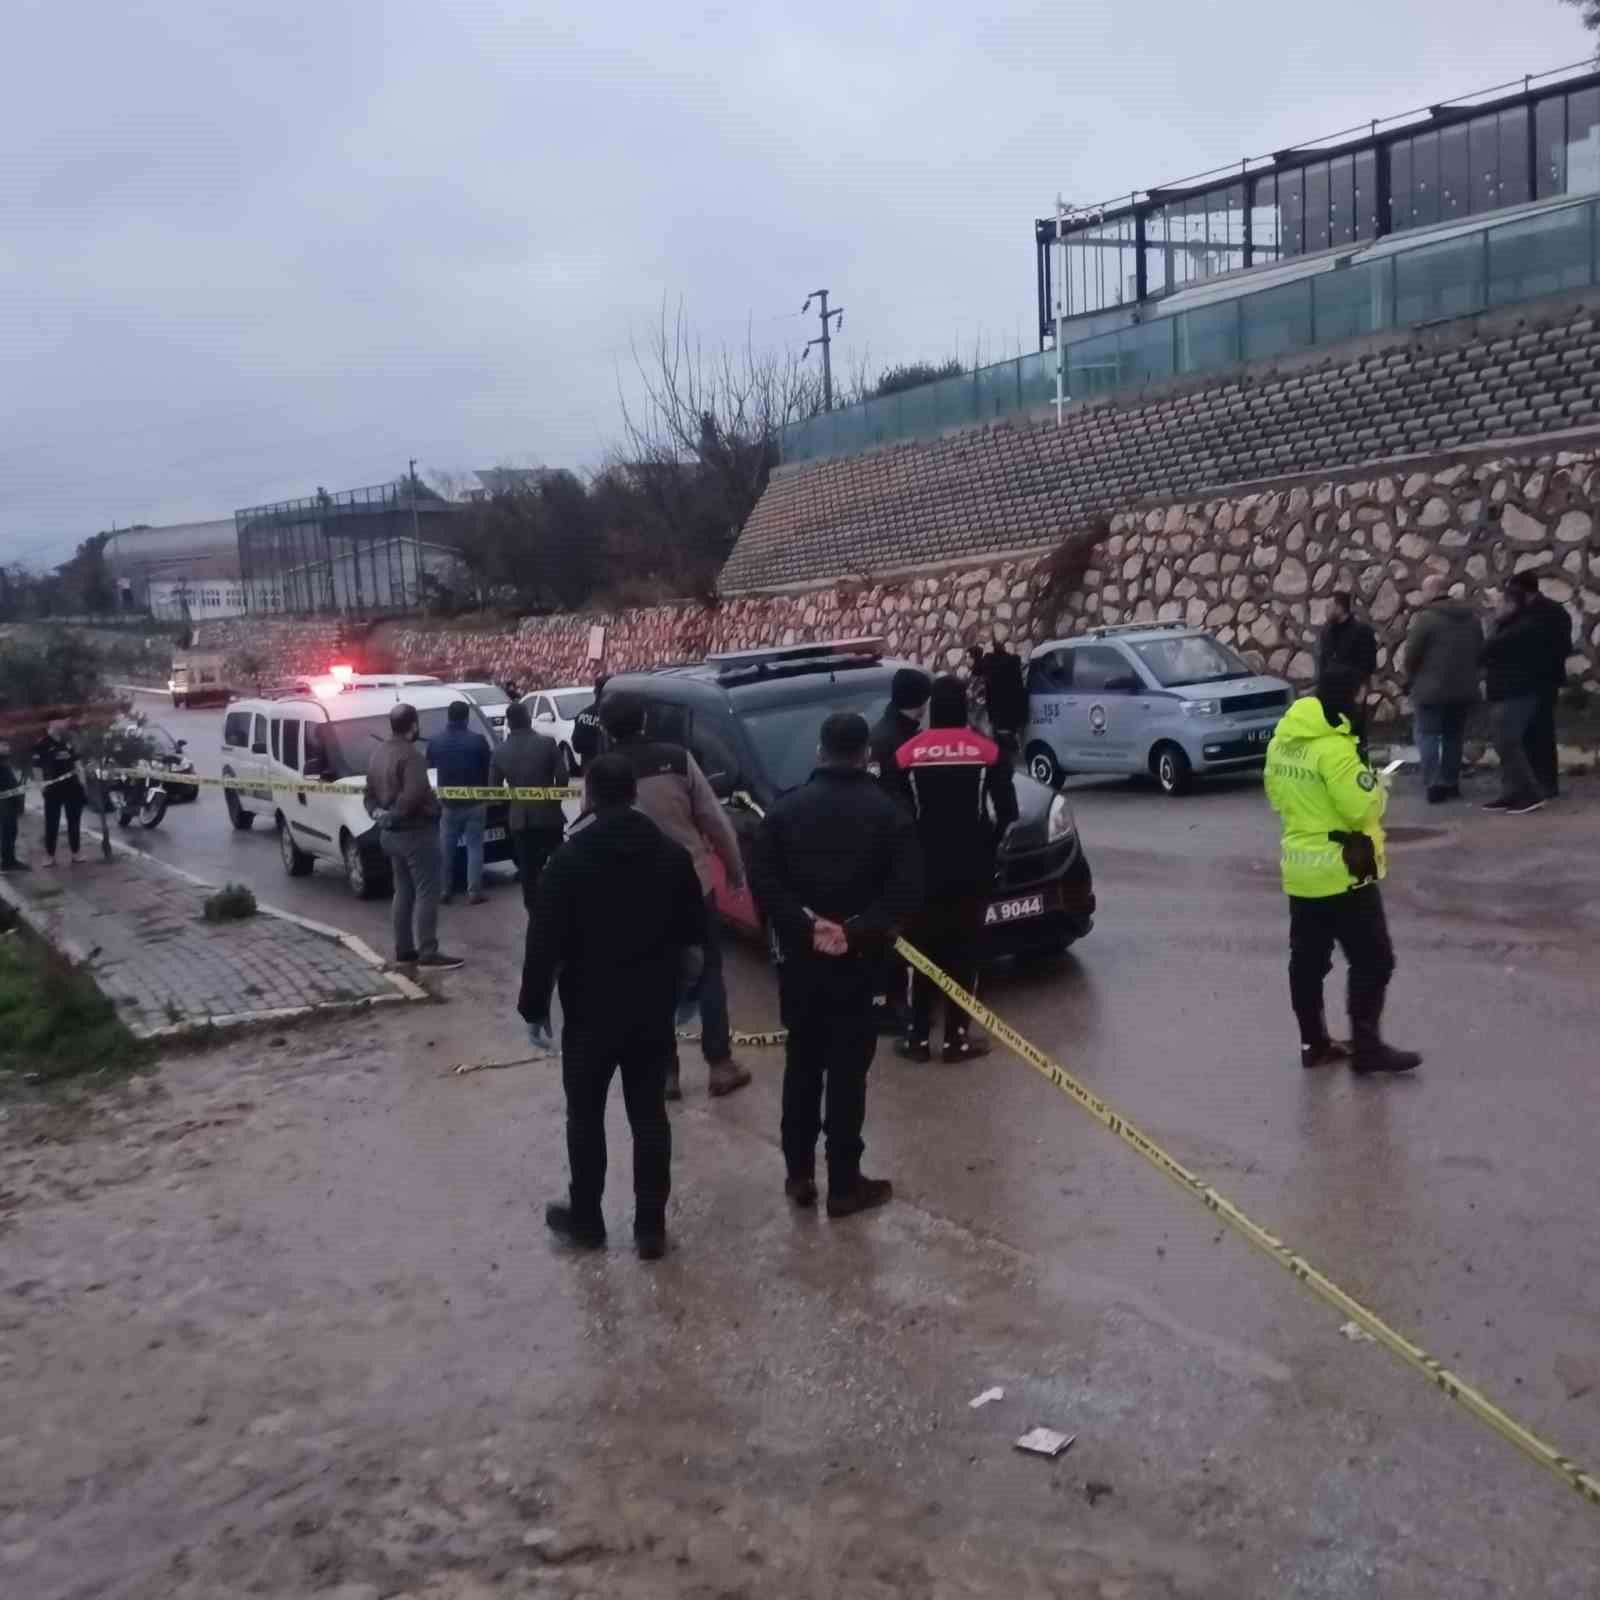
512, 827, 561, 915
43, 782, 84, 858
1525, 690, 1559, 797
1288, 886, 1396, 1048
562, 1026, 673, 1230
1, 808, 18, 867
779, 953, 878, 1189
907, 890, 986, 1043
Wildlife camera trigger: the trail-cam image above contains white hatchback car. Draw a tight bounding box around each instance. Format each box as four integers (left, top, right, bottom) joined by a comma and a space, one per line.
447, 681, 513, 739
521, 685, 593, 767
220, 685, 511, 897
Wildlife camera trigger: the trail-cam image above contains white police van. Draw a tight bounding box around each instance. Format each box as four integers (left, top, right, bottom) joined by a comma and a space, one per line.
220, 684, 510, 897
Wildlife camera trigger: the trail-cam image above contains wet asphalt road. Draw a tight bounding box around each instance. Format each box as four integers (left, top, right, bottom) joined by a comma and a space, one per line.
88, 693, 1600, 1590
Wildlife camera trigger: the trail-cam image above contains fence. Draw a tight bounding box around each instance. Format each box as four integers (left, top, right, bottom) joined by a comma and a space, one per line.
781, 198, 1600, 464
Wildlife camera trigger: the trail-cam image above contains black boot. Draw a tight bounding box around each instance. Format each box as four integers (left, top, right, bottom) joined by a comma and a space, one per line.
1294, 1004, 1349, 1069
1347, 976, 1420, 1076
545, 1202, 606, 1249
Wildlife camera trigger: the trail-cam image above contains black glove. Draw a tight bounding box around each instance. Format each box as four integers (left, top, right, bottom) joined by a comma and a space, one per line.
1328, 830, 1378, 886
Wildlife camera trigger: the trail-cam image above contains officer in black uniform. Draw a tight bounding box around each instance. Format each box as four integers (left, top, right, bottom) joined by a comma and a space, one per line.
750, 712, 922, 1220
893, 675, 1017, 1063
569, 672, 610, 774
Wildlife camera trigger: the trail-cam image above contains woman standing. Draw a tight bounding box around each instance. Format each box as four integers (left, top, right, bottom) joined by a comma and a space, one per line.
31, 720, 85, 865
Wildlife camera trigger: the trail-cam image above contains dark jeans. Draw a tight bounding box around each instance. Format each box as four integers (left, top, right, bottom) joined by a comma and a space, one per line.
439, 803, 485, 896
907, 890, 987, 1043
43, 782, 84, 858
779, 954, 878, 1189
381, 825, 441, 960
1288, 886, 1396, 1049
1413, 703, 1469, 792
696, 891, 730, 1064
1526, 690, 1559, 797
1490, 696, 1542, 804
562, 1026, 673, 1230
511, 827, 561, 915
1, 808, 18, 867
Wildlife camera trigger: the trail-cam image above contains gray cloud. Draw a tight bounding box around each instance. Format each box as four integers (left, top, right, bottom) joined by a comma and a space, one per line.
0, 0, 1584, 562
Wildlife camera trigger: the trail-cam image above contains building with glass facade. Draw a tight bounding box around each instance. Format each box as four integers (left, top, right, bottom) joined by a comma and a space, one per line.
1035, 64, 1600, 343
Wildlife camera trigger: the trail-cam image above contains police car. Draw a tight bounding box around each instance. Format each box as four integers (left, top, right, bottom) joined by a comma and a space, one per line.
603, 639, 1095, 959
219, 684, 512, 897
1022, 623, 1294, 796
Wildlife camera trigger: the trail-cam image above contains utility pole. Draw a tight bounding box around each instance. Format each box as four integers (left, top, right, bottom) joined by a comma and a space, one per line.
802, 289, 844, 411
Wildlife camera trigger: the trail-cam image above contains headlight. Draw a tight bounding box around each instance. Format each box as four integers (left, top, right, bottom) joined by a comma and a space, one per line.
1047, 793, 1076, 843
1181, 699, 1221, 718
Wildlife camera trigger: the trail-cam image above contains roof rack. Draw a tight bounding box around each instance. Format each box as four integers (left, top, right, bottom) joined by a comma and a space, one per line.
705, 638, 886, 673
1083, 621, 1192, 639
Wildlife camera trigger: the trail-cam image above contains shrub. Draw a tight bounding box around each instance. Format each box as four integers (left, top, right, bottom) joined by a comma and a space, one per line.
0, 927, 145, 1083
202, 883, 258, 922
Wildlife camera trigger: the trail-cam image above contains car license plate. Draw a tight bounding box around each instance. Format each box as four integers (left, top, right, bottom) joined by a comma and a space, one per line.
1247, 726, 1273, 744
985, 892, 1045, 926
483, 827, 507, 843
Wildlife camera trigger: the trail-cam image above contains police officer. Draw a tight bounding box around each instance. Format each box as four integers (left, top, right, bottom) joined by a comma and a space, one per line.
893, 675, 1017, 1063
866, 667, 930, 1031
749, 712, 922, 1219
1264, 665, 1420, 1075
31, 720, 85, 866
569, 672, 610, 774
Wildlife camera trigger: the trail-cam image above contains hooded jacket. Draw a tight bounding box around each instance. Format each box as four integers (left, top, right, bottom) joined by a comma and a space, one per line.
1264, 696, 1387, 898
518, 805, 706, 1038
1404, 601, 1483, 707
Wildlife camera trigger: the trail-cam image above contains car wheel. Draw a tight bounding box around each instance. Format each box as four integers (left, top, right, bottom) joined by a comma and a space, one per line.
1153, 742, 1194, 797
224, 781, 255, 830
1025, 741, 1063, 788
277, 813, 314, 876
342, 831, 389, 900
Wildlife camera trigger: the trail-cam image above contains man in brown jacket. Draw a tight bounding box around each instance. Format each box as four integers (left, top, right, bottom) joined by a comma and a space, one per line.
364, 703, 464, 970
601, 691, 751, 1100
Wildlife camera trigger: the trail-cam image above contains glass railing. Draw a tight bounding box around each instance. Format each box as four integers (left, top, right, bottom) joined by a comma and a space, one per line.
780, 198, 1599, 464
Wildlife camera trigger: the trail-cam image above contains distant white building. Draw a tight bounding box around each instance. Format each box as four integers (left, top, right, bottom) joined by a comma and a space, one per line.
103, 519, 259, 620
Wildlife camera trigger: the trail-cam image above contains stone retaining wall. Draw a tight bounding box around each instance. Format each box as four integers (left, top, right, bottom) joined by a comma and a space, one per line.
196, 442, 1600, 735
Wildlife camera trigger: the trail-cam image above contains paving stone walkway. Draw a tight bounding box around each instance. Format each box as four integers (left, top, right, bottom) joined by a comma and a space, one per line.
0, 844, 413, 1037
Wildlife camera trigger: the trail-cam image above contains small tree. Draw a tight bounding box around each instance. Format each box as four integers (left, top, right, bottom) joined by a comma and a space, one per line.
868, 358, 965, 399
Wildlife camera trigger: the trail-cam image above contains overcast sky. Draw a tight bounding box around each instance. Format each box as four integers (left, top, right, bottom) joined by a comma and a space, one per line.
1, 0, 1587, 564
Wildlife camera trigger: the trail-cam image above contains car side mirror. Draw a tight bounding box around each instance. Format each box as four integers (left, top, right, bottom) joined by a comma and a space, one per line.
706, 770, 734, 801
1105, 674, 1142, 693
535, 710, 555, 723
251, 742, 268, 755
175, 739, 187, 752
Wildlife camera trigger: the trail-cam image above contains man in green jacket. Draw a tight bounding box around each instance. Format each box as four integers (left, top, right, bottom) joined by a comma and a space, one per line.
1264, 667, 1421, 1075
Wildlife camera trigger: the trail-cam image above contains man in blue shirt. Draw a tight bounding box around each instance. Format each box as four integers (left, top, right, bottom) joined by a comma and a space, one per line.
427, 701, 493, 903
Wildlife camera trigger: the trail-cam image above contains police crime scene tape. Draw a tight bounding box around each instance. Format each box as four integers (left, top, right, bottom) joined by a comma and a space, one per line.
889, 934, 1600, 1510
88, 768, 583, 802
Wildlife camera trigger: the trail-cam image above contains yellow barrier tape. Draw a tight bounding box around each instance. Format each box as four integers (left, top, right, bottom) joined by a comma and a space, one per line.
93, 767, 581, 802
0, 770, 84, 803
891, 934, 1600, 1510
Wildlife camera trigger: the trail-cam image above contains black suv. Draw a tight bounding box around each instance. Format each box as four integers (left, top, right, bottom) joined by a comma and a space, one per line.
605, 639, 1095, 958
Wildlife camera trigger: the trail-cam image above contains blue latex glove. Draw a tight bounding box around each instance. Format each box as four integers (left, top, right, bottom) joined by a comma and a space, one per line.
526, 1018, 555, 1055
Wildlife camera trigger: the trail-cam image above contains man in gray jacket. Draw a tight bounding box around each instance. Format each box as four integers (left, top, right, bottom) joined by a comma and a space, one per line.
365, 703, 464, 970
491, 698, 570, 915
1404, 576, 1483, 804
601, 690, 751, 1101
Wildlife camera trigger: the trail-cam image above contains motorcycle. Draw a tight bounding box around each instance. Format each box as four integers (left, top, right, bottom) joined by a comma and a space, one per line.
102, 765, 170, 830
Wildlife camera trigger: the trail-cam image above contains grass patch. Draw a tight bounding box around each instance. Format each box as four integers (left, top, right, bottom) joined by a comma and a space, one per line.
0, 924, 148, 1085
202, 882, 257, 922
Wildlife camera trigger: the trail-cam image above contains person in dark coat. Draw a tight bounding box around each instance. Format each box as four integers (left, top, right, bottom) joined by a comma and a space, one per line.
1507, 571, 1573, 799
867, 668, 930, 798
1319, 591, 1380, 682
519, 755, 708, 1260
1481, 584, 1552, 815
30, 720, 85, 866
490, 698, 569, 914
427, 700, 494, 903
1403, 576, 1483, 803
894, 675, 1018, 1063
569, 672, 610, 774
749, 712, 922, 1220
984, 643, 1028, 751
0, 738, 27, 872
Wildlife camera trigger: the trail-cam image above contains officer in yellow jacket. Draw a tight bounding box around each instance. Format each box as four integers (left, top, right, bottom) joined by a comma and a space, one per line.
1264, 665, 1421, 1075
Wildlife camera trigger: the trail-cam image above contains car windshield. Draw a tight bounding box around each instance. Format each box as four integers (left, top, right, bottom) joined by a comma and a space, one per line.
1131, 635, 1254, 686
553, 691, 590, 720
321, 707, 480, 778
742, 685, 893, 795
